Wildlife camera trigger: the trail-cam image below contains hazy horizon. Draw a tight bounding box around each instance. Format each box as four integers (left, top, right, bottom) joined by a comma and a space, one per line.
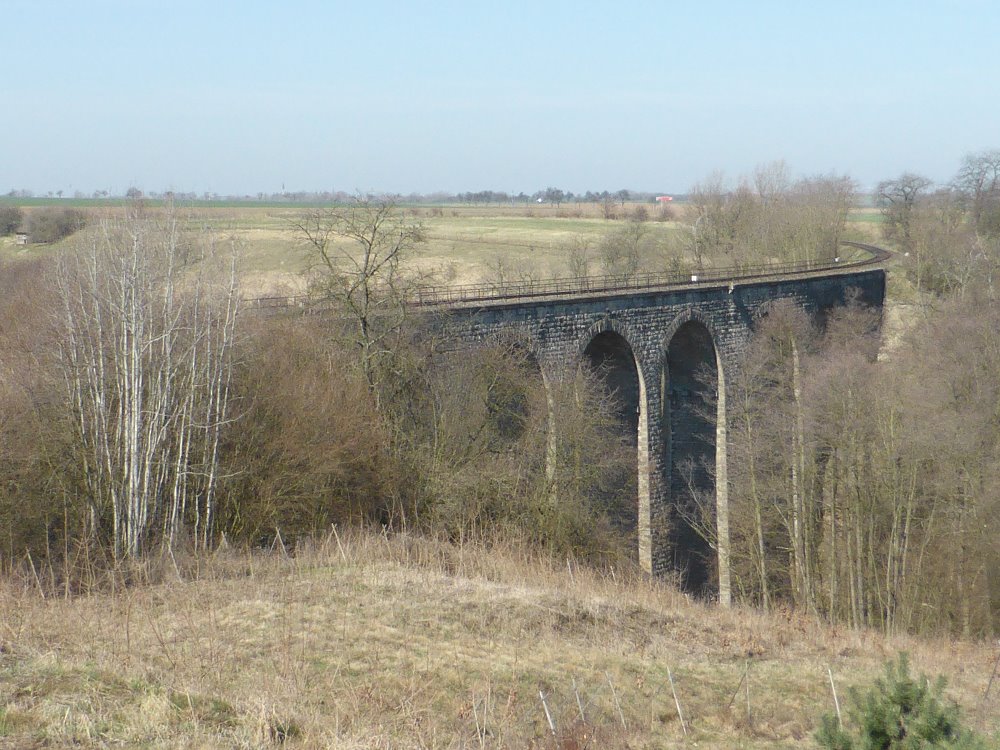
5, 0, 998, 197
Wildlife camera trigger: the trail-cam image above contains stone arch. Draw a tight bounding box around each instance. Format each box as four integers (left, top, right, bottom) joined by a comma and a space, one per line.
659, 307, 730, 385
573, 318, 654, 571
660, 309, 730, 602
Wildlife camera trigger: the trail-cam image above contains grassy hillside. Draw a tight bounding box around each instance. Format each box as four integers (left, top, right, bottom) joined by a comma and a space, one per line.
1, 530, 996, 748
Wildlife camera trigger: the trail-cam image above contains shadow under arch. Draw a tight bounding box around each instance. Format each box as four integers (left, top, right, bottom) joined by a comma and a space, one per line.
476, 330, 548, 446
574, 320, 652, 570
660, 309, 729, 601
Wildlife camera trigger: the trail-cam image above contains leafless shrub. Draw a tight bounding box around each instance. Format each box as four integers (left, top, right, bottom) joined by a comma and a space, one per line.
217, 316, 390, 543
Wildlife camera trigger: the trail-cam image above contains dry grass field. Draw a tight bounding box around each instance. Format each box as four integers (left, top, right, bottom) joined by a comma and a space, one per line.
1, 529, 997, 749
1, 201, 884, 298
175, 203, 692, 295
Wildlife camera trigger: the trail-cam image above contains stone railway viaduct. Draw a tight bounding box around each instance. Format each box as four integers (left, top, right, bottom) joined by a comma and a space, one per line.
422, 243, 888, 600
252, 243, 888, 600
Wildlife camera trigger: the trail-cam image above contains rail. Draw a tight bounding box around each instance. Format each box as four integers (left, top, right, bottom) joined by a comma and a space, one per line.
245, 241, 890, 310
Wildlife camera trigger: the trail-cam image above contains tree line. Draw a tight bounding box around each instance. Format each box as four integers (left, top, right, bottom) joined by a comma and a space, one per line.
702, 151, 1000, 636
0, 205, 87, 243
3, 187, 660, 207
0, 197, 638, 587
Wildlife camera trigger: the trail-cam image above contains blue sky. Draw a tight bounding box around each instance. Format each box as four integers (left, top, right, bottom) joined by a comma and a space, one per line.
4, 0, 998, 196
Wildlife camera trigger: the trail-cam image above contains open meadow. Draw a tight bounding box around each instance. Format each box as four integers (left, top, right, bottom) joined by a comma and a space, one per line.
0, 200, 883, 298
2, 529, 998, 749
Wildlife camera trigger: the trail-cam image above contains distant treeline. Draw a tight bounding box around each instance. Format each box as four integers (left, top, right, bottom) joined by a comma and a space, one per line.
3, 187, 684, 206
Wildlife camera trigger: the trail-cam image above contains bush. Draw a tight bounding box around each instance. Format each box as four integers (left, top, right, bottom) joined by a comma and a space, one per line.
0, 258, 82, 564
26, 207, 86, 243
399, 340, 637, 563
816, 653, 988, 749
0, 206, 22, 235
218, 316, 391, 543
655, 204, 676, 222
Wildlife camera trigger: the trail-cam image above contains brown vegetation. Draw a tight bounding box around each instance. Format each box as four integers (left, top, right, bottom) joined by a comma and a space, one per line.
0, 206, 22, 236
2, 160, 1000, 744
24, 206, 87, 244
1, 530, 998, 748
689, 162, 855, 267
718, 226, 1000, 637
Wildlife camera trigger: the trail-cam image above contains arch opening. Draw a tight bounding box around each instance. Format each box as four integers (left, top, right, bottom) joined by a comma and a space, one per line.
665, 320, 720, 595
580, 331, 644, 561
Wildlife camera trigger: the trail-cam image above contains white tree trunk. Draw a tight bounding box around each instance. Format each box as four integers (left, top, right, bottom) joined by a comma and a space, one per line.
55, 206, 240, 559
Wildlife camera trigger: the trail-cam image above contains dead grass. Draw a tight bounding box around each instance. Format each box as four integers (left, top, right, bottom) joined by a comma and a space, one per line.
1, 529, 997, 748
1, 204, 884, 299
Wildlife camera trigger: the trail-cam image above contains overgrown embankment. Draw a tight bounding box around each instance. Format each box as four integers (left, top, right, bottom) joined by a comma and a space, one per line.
2, 530, 998, 748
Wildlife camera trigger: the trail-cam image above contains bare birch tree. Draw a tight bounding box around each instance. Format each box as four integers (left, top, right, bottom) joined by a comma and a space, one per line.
55, 203, 240, 559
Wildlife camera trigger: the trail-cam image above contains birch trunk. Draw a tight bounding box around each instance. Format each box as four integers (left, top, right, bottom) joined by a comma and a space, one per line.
55, 205, 240, 559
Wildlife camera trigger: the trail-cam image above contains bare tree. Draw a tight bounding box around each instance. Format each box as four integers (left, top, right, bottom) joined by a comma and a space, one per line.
789, 174, 856, 260
292, 196, 425, 407
598, 219, 646, 278
689, 165, 855, 269
565, 236, 593, 278
875, 172, 932, 252
688, 173, 756, 266
485, 254, 513, 293
0, 205, 22, 235
906, 190, 981, 295
722, 285, 1000, 636
543, 187, 566, 207
753, 160, 791, 206
55, 203, 240, 558
952, 148, 1000, 233
600, 192, 618, 220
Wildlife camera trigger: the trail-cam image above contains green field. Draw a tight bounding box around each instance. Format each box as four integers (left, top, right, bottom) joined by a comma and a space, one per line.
153, 207, 691, 293
847, 208, 884, 223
